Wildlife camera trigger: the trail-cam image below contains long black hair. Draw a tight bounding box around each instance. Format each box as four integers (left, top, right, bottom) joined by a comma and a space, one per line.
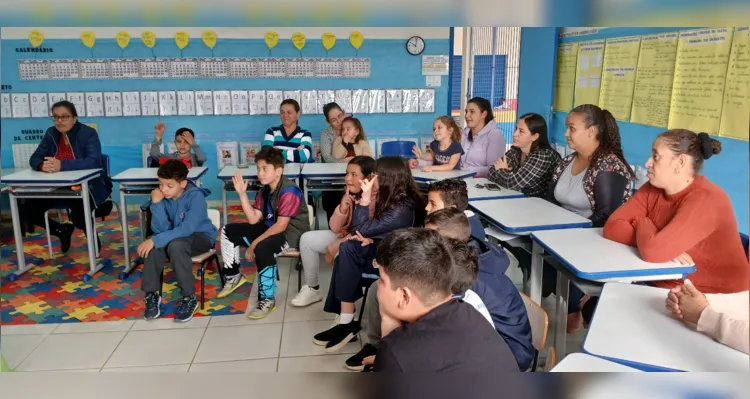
571, 104, 634, 178
518, 113, 551, 152
372, 156, 424, 220
467, 97, 494, 142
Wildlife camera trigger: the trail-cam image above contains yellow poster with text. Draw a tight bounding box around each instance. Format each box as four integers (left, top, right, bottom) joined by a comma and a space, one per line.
631, 32, 679, 128
598, 37, 641, 121
668, 28, 733, 134
553, 42, 579, 112
574, 40, 605, 107
719, 27, 749, 141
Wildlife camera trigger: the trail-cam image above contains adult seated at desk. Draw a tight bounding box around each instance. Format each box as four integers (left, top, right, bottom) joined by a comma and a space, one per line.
261, 99, 313, 164
487, 113, 561, 198
21, 100, 112, 253
597, 130, 750, 321
458, 97, 507, 178
149, 119, 207, 168
515, 104, 635, 332
666, 279, 749, 355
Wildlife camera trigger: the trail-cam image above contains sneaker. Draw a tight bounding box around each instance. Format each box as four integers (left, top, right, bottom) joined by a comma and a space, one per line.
290, 285, 323, 307
144, 292, 161, 320
54, 223, 75, 253
345, 343, 378, 371
174, 295, 198, 323
313, 322, 360, 353
247, 298, 276, 319
362, 365, 373, 372
216, 274, 248, 298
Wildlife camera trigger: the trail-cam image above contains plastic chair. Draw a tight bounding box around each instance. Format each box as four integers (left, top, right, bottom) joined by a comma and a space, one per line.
520, 292, 549, 371
740, 233, 748, 259
358, 273, 380, 323
380, 141, 417, 159
543, 347, 557, 372
272, 205, 312, 291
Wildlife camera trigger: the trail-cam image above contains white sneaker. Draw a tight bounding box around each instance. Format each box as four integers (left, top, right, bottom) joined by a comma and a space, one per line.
247, 299, 277, 319
290, 285, 323, 307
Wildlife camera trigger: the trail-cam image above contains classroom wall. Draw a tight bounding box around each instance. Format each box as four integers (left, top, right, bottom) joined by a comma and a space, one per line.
517, 27, 557, 124
0, 27, 451, 202
522, 27, 748, 234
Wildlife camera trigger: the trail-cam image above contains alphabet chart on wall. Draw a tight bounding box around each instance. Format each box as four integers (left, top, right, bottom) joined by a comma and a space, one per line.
231, 90, 250, 115
335, 90, 352, 113
104, 92, 123, 117
66, 92, 86, 115
249, 90, 267, 115
140, 91, 159, 116
301, 90, 319, 114
178, 91, 196, 115
85, 92, 104, 117
123, 91, 141, 116
213, 90, 232, 115
1, 93, 12, 118
158, 91, 178, 116
195, 91, 215, 115
29, 93, 49, 118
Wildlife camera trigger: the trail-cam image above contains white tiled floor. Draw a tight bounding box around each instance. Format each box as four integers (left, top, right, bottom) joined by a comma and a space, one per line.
1, 252, 586, 372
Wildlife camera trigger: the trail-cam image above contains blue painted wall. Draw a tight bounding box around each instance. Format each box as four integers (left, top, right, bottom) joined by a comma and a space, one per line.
519, 27, 748, 234
1, 37, 450, 201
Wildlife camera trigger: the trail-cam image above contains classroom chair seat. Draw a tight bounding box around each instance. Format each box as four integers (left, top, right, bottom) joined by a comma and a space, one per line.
267, 205, 312, 291
521, 292, 549, 372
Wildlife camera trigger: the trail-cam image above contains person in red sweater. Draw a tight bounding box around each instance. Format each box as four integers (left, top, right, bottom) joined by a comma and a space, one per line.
602, 129, 749, 295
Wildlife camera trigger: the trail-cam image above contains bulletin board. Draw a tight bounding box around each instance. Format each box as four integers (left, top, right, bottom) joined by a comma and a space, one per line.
0, 30, 450, 199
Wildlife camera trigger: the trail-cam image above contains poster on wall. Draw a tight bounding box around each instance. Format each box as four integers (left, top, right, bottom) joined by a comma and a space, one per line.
422, 55, 450, 76
216, 142, 238, 169
240, 142, 262, 164
630, 32, 679, 128
598, 37, 641, 121
553, 42, 579, 112
573, 40, 605, 107
719, 27, 749, 141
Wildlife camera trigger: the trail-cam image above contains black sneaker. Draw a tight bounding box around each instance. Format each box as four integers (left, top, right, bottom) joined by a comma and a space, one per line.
313, 322, 360, 353
174, 295, 198, 323
345, 343, 379, 371
362, 364, 373, 372
144, 292, 161, 320
54, 223, 75, 253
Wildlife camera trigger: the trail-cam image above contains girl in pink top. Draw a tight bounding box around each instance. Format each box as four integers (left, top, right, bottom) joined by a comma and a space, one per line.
460, 97, 507, 178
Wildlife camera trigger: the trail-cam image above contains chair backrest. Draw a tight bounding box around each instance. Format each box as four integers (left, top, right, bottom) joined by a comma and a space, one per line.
207, 209, 221, 230
543, 346, 556, 372
741, 233, 748, 259
101, 154, 111, 175
307, 205, 314, 227
520, 292, 549, 352
381, 141, 417, 159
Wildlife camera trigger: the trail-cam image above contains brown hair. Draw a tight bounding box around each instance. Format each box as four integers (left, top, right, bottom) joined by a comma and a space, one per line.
435, 115, 462, 143
571, 104, 634, 178
425, 207, 471, 242
658, 129, 722, 173
255, 147, 285, 169
342, 116, 366, 144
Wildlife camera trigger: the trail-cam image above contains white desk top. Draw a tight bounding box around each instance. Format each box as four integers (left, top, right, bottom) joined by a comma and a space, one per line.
1, 168, 102, 185
466, 178, 524, 201
300, 162, 347, 178
531, 228, 695, 281
583, 283, 750, 372
219, 164, 302, 179
112, 167, 207, 183
551, 353, 641, 372
469, 197, 592, 234
411, 169, 475, 182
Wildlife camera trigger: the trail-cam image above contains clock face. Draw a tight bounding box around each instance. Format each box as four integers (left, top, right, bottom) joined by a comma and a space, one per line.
406, 36, 425, 55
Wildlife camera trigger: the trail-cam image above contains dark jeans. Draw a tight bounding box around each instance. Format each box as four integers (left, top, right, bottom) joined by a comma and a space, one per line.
321, 191, 344, 225
324, 240, 378, 314
510, 246, 584, 314
20, 197, 97, 234
141, 233, 213, 297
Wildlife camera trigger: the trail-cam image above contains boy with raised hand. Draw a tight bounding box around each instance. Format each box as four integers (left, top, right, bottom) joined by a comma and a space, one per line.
261, 99, 313, 164
372, 228, 518, 372
151, 118, 207, 167
216, 147, 310, 319
425, 178, 486, 241
139, 160, 217, 323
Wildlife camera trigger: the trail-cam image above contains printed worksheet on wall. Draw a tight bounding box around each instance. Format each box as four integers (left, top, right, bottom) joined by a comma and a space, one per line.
266, 90, 283, 115
216, 142, 238, 169
29, 93, 49, 118
352, 89, 369, 114
240, 142, 262, 164
402, 89, 419, 113
335, 90, 352, 114
249, 90, 267, 115
195, 91, 214, 116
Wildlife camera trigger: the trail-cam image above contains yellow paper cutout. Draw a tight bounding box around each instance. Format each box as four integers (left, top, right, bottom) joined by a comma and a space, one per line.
174, 31, 190, 50
29, 29, 44, 48
631, 32, 679, 128
322, 32, 336, 51
553, 42, 579, 112
81, 31, 96, 48
202, 30, 217, 49
292, 32, 306, 51
141, 31, 156, 48
668, 28, 733, 134
719, 27, 749, 141
349, 31, 364, 50
265, 31, 279, 50
115, 31, 130, 49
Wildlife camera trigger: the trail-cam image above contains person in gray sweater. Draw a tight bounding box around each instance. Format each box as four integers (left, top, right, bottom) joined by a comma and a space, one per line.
150, 119, 206, 167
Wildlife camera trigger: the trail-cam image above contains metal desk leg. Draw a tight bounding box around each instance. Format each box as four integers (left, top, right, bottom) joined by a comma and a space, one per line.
8, 192, 32, 280
554, 272, 570, 358
529, 241, 544, 304
119, 188, 131, 273
82, 183, 104, 281
222, 186, 228, 226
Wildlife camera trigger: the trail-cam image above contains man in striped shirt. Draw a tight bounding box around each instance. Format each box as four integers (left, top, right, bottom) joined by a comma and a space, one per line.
262, 99, 313, 163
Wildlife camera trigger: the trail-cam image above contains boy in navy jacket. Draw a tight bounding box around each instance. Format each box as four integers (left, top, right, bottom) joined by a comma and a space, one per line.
138, 160, 218, 323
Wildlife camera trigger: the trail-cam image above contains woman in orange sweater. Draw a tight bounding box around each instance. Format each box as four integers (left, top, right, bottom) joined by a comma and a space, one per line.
602, 129, 749, 294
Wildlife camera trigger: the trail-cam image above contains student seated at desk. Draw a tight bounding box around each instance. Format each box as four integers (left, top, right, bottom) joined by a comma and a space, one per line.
139, 160, 218, 322
409, 116, 464, 171
487, 113, 562, 198
425, 178, 486, 241
216, 147, 311, 319
331, 117, 373, 160
371, 228, 519, 372
666, 280, 749, 354
150, 119, 207, 168
262, 99, 313, 164
315, 156, 423, 352
291, 156, 376, 308
21, 100, 112, 253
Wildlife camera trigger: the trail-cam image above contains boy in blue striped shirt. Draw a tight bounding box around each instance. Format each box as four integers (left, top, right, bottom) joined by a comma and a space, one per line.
262, 99, 313, 163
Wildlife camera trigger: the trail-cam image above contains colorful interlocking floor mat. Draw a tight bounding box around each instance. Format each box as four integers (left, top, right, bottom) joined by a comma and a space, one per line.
1, 207, 255, 325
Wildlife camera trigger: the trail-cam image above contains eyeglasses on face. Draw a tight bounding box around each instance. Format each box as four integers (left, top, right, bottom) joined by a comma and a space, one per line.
51, 115, 73, 121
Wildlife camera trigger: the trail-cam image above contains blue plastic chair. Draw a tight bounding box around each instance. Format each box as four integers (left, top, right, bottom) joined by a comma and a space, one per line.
741, 233, 748, 258
380, 141, 417, 159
